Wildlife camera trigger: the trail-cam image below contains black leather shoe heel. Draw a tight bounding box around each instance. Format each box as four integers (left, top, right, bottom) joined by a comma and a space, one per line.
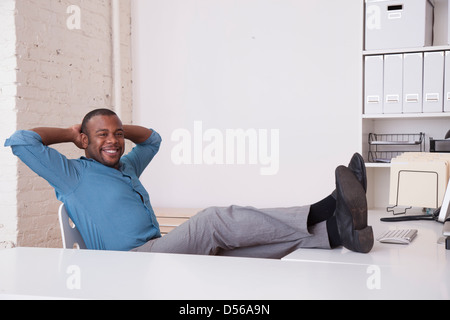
351, 226, 374, 253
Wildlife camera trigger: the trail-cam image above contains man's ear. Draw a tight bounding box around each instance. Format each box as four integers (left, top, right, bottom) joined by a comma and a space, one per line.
81, 133, 89, 149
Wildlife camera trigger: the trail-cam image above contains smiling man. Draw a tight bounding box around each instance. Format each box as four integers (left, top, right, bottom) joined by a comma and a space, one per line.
81, 115, 125, 169
5, 109, 162, 250
5, 108, 374, 257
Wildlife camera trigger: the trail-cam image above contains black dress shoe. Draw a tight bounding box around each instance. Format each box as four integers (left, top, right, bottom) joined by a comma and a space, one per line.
331, 153, 367, 200
348, 152, 367, 192
335, 165, 373, 253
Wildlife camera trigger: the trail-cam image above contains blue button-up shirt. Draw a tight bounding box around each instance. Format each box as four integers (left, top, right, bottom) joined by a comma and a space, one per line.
4, 129, 162, 251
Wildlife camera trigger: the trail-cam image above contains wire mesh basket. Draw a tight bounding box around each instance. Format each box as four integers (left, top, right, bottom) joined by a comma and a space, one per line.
368, 132, 425, 163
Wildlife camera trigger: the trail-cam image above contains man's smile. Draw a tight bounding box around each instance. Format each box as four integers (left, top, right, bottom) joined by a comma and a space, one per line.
102, 147, 120, 156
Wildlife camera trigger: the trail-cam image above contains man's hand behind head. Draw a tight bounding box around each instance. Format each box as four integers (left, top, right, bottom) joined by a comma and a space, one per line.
71, 124, 84, 149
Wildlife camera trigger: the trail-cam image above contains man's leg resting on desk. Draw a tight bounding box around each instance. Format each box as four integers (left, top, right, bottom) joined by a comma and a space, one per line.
132, 204, 331, 259
132, 154, 374, 258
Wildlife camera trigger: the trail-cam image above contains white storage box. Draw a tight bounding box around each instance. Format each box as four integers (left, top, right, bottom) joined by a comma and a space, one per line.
433, 0, 450, 46
365, 0, 434, 50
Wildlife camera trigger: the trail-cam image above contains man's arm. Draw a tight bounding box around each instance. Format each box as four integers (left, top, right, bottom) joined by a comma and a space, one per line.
120, 127, 161, 177
31, 125, 83, 149
32, 124, 153, 147
5, 128, 84, 195
123, 125, 152, 145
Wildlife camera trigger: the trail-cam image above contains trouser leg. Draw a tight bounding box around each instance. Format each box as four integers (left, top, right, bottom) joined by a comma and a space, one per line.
218, 221, 330, 259
131, 205, 331, 258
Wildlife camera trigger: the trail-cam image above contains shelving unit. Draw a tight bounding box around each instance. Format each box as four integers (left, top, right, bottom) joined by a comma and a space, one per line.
362, 106, 450, 167
362, 78, 450, 206
362, 0, 450, 208
362, 43, 450, 168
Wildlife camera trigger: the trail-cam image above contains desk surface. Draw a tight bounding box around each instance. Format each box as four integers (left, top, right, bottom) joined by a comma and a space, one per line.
0, 209, 449, 300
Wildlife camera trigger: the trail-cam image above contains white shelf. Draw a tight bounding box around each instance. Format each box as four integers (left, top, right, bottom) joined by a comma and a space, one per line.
365, 162, 390, 168
362, 112, 450, 119
363, 45, 450, 56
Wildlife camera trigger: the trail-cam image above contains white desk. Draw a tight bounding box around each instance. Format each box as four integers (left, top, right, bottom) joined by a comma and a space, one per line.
283, 208, 450, 299
0, 209, 449, 300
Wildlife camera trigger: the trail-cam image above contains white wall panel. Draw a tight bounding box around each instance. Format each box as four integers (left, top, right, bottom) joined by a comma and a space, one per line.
131, 0, 363, 208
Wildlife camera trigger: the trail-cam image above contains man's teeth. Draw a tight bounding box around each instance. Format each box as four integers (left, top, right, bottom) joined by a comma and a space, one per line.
104, 149, 117, 154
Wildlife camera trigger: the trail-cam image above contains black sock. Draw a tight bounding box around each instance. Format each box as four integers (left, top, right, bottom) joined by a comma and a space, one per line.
307, 195, 336, 226
326, 216, 341, 248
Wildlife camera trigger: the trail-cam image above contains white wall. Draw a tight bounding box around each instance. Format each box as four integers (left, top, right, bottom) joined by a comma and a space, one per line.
0, 0, 18, 248
131, 0, 363, 208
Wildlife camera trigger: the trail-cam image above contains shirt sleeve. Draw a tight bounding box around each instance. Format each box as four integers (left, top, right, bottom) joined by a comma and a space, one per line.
4, 130, 82, 195
120, 129, 162, 177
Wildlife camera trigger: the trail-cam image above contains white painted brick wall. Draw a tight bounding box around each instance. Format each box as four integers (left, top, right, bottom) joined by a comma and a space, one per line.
0, 0, 18, 249
1, 0, 132, 248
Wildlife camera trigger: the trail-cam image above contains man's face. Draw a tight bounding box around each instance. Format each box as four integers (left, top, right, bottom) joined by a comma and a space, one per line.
81, 115, 125, 169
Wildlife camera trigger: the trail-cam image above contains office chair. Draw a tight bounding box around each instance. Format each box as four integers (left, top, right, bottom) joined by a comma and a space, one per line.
58, 203, 87, 249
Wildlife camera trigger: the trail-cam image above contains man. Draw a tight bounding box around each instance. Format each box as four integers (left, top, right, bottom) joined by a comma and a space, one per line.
5, 108, 374, 258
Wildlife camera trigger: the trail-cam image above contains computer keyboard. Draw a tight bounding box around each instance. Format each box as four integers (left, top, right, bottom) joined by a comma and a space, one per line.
376, 229, 418, 245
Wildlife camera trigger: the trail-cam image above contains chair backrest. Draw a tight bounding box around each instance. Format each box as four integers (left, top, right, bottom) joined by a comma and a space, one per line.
58, 203, 87, 249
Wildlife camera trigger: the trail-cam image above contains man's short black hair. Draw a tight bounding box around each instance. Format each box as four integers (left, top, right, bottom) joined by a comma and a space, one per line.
81, 108, 117, 135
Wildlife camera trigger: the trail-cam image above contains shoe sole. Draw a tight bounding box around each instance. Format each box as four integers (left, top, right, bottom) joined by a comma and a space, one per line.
331, 153, 367, 200
335, 166, 374, 253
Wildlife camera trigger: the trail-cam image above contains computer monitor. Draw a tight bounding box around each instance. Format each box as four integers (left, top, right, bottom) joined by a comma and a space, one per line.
440, 178, 450, 237
438, 178, 450, 223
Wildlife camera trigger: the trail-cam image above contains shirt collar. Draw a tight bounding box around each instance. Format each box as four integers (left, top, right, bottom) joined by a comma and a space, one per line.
79, 156, 126, 172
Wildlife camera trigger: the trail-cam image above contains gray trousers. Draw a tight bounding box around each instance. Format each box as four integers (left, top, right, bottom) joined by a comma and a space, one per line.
131, 205, 331, 259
